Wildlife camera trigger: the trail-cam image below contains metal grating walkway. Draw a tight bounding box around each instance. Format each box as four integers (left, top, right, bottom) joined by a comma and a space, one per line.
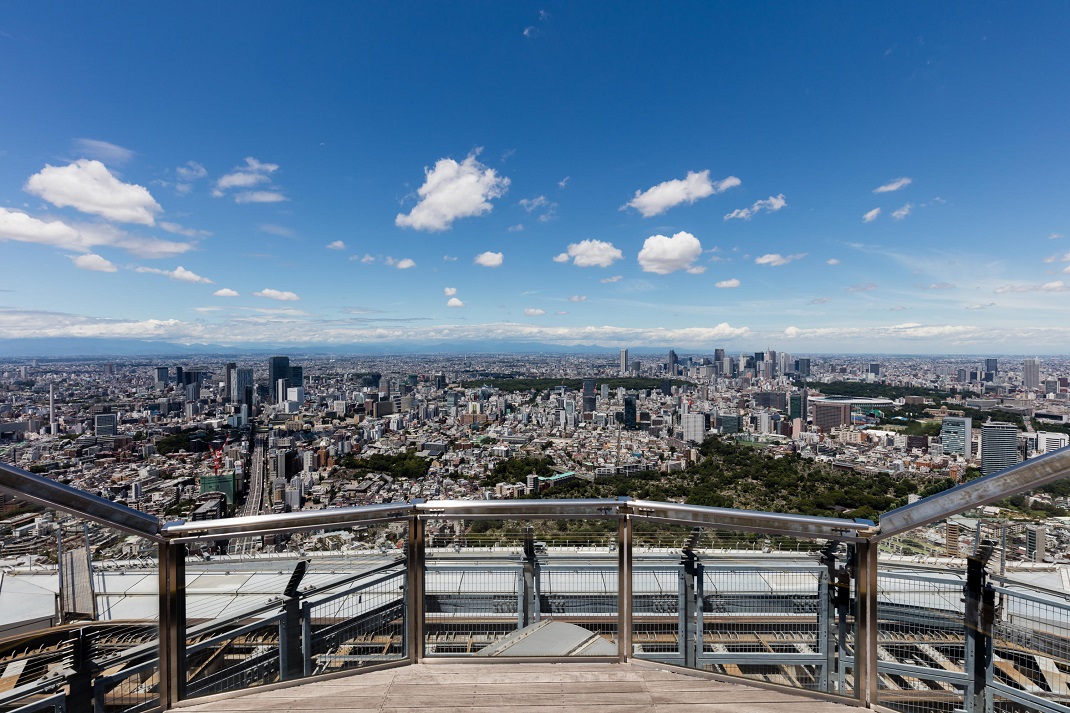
175, 662, 858, 713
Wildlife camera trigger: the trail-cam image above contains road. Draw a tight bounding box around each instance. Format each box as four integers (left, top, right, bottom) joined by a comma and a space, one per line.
232, 434, 267, 555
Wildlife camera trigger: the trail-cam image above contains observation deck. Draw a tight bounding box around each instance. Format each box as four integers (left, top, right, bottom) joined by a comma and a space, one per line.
1, 447, 1070, 713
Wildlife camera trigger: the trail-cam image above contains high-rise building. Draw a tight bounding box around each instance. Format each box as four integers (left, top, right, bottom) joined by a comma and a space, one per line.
812, 401, 852, 433
224, 362, 237, 400
94, 413, 117, 437
155, 367, 169, 387
1023, 358, 1041, 390
795, 358, 811, 378
868, 363, 880, 377
231, 368, 254, 406
582, 379, 596, 413
623, 392, 637, 430
268, 356, 290, 403
1036, 431, 1070, 454
1027, 525, 1047, 562
940, 416, 972, 457
619, 348, 629, 376
682, 412, 706, 443
668, 349, 678, 376
789, 391, 808, 421
981, 421, 1020, 475
289, 365, 303, 388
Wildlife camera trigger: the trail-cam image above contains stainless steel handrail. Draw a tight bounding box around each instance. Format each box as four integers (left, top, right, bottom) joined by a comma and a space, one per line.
877, 444, 1070, 539
629, 499, 877, 541
161, 501, 412, 543
0, 462, 161, 540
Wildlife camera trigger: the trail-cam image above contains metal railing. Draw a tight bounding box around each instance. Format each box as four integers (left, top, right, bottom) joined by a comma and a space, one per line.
0, 445, 1069, 712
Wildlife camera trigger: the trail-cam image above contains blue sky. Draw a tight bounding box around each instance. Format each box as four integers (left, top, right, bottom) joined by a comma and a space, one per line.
2, 2, 1069, 353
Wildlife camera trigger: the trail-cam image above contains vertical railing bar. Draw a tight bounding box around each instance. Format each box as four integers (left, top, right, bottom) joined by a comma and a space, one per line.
617, 504, 632, 662
855, 539, 878, 708
406, 504, 425, 663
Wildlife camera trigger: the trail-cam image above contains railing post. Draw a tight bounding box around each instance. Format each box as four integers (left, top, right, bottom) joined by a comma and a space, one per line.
301, 601, 313, 678
157, 539, 186, 709
406, 503, 425, 662
965, 546, 995, 713
67, 628, 93, 712
854, 538, 878, 708
617, 501, 632, 662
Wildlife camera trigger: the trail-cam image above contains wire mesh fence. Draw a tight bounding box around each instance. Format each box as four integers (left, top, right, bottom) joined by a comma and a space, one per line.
991, 586, 1070, 712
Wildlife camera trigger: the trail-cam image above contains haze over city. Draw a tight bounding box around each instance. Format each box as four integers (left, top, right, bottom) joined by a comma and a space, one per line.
2, 3, 1069, 354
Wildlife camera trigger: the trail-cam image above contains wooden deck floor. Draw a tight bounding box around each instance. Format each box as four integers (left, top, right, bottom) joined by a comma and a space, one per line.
175, 663, 859, 713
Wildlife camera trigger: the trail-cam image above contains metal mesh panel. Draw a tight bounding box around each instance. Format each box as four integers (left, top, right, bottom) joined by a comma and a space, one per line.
992, 588, 1070, 711
93, 660, 160, 713
876, 572, 969, 712
632, 567, 685, 664
184, 617, 283, 698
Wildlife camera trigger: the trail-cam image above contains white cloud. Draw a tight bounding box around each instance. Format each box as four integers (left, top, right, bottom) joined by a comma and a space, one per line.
396, 151, 510, 231
558, 176, 570, 189
508, 223, 524, 232
442, 255, 458, 261
444, 287, 458, 296
568, 295, 586, 302
24, 159, 162, 225
213, 288, 239, 297
523, 25, 536, 37
809, 297, 829, 304
686, 266, 707, 274
474, 251, 504, 267
520, 195, 549, 211
755, 253, 805, 267
0, 207, 193, 258
524, 308, 546, 316
846, 283, 878, 292
862, 208, 881, 223
159, 221, 210, 238
447, 297, 465, 307
558, 239, 623, 268
892, 203, 912, 220
638, 231, 703, 274
193, 307, 222, 313
601, 275, 623, 283
995, 281, 1070, 294
215, 157, 277, 192
326, 240, 346, 250
1050, 233, 1064, 240
176, 161, 207, 181
966, 303, 996, 310
724, 194, 786, 221
135, 265, 213, 284
919, 282, 956, 289
254, 288, 301, 301
873, 177, 912, 193
70, 253, 117, 272
624, 170, 739, 217
74, 139, 135, 164
260, 224, 295, 238
235, 191, 287, 204
715, 278, 740, 288
395, 258, 416, 269
827, 258, 841, 265
360, 254, 375, 264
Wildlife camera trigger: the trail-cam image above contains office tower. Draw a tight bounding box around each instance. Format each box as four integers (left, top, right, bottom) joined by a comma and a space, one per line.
981, 421, 1020, 475
957, 368, 967, 383
94, 413, 117, 437
600, 383, 609, 400
289, 365, 303, 388
231, 368, 254, 406
1027, 525, 1047, 562
714, 348, 725, 364
940, 416, 972, 457
719, 412, 742, 434
268, 356, 290, 403
812, 401, 852, 433
789, 391, 807, 421
983, 358, 998, 383
660, 378, 672, 397
1036, 431, 1070, 454
174, 366, 184, 386
277, 378, 290, 404
1023, 358, 1041, 390
668, 349, 678, 376
185, 382, 200, 401
155, 367, 169, 387
582, 379, 596, 413
683, 412, 706, 443
224, 362, 237, 400
619, 348, 629, 376
795, 358, 811, 378
623, 392, 637, 430
869, 363, 880, 377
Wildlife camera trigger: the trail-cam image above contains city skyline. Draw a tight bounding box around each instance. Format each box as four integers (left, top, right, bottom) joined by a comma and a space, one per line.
2, 4, 1070, 354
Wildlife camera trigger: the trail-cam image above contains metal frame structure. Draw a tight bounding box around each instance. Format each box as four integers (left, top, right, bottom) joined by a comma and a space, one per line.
1, 445, 1069, 712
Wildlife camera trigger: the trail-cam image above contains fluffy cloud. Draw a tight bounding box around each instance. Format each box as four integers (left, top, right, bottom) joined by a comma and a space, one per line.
234, 191, 287, 204
395, 258, 416, 269
862, 208, 881, 223
638, 232, 703, 274
0, 208, 194, 258
447, 297, 465, 308
524, 308, 546, 316
827, 258, 841, 265
213, 288, 239, 297
24, 159, 162, 225
176, 161, 207, 181
519, 195, 556, 221
624, 170, 740, 217
444, 287, 458, 296
892, 203, 912, 220
846, 283, 878, 292
568, 295, 586, 302
135, 265, 213, 284
601, 275, 623, 283
715, 278, 740, 288
755, 253, 805, 267
70, 253, 117, 272
724, 194, 787, 221
966, 303, 996, 310
74, 139, 135, 164
254, 288, 301, 301
213, 158, 285, 203
558, 176, 570, 189
326, 240, 346, 250
474, 251, 504, 267
508, 223, 524, 232
396, 152, 510, 231
557, 239, 623, 268
873, 177, 912, 193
